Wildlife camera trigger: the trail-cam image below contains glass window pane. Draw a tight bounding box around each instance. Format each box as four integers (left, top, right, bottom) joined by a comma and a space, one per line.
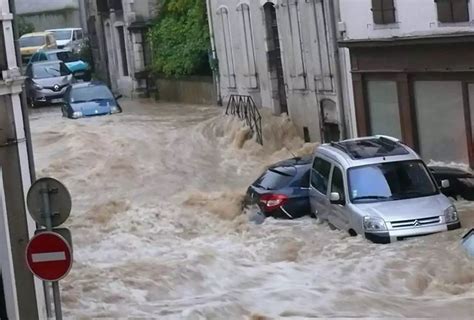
330, 167, 345, 201
367, 81, 402, 139
311, 157, 331, 194
414, 81, 469, 164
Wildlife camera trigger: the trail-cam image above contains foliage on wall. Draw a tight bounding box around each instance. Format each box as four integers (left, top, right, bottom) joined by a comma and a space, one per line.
148, 0, 211, 76
17, 16, 35, 36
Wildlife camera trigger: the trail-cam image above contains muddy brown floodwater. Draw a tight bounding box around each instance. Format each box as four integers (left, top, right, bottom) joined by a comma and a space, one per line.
30, 100, 474, 319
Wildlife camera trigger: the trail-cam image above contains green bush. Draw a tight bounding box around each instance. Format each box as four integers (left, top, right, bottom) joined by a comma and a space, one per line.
148, 0, 211, 76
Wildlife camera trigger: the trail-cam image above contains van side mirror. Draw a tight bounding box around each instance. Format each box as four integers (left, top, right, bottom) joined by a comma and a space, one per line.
441, 179, 450, 189
330, 192, 344, 205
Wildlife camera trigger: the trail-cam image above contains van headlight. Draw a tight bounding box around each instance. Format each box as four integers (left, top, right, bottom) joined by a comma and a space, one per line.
363, 216, 387, 232
444, 206, 459, 223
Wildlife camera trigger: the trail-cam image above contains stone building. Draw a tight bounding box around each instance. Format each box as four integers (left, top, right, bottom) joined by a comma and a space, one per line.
339, 0, 474, 167
86, 0, 158, 96
207, 0, 354, 143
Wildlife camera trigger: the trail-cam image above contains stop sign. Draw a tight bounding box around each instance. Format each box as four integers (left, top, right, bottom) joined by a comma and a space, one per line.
26, 232, 73, 281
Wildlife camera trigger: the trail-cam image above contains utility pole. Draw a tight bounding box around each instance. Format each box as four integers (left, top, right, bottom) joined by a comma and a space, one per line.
0, 0, 46, 318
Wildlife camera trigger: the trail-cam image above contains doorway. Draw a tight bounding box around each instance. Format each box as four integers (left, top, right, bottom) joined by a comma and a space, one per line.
264, 3, 287, 114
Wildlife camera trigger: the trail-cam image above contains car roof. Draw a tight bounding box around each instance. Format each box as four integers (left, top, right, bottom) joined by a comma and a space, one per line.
70, 81, 108, 89
271, 155, 312, 168
36, 48, 72, 54
315, 136, 420, 168
20, 32, 52, 38
46, 28, 81, 31
30, 60, 64, 66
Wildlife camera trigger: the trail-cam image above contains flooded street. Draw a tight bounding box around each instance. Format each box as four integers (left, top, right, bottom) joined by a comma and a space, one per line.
30, 100, 474, 319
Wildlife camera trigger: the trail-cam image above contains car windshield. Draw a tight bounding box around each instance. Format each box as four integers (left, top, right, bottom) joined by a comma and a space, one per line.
70, 86, 114, 103
48, 51, 77, 63
33, 63, 70, 79
50, 30, 72, 41
348, 160, 438, 203
19, 36, 45, 47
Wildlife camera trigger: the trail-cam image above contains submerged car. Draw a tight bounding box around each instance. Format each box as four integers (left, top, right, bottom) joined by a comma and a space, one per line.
429, 166, 474, 201
29, 49, 91, 81
62, 82, 122, 119
309, 136, 461, 244
244, 156, 312, 219
25, 60, 74, 107
19, 32, 57, 64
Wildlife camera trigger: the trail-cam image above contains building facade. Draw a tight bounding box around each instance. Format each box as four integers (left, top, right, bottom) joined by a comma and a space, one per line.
16, 0, 86, 33
86, 0, 158, 97
208, 0, 353, 143
339, 0, 474, 167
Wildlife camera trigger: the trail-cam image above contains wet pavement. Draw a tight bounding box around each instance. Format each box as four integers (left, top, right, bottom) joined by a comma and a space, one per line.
30, 99, 474, 319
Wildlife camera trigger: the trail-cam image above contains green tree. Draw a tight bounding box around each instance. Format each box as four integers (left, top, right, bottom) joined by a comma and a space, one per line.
148, 0, 211, 76
17, 16, 35, 36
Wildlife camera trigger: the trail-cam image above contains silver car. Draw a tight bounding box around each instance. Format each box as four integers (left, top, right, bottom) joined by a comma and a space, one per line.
309, 135, 461, 243
25, 60, 74, 107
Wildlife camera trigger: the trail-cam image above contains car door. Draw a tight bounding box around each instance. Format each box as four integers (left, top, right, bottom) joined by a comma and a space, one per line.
327, 164, 351, 231
309, 156, 332, 221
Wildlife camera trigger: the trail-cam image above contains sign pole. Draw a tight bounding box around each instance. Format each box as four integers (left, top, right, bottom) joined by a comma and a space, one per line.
41, 182, 62, 320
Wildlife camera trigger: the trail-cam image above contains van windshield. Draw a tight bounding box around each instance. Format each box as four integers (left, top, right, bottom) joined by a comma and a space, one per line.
348, 160, 438, 203
49, 30, 72, 41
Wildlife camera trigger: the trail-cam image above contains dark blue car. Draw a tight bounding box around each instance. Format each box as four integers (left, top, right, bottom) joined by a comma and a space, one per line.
245, 156, 312, 219
62, 82, 122, 119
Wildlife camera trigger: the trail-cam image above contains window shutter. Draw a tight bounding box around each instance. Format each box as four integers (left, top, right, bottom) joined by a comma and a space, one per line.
436, 0, 454, 22
371, 0, 384, 24
382, 0, 396, 24
452, 0, 470, 22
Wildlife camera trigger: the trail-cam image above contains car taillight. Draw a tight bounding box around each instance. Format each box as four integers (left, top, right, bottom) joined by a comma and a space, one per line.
259, 194, 288, 212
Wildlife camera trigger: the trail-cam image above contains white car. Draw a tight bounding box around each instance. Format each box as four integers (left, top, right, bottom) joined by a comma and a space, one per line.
46, 28, 84, 52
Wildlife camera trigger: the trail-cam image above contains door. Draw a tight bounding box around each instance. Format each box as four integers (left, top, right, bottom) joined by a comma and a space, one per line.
309, 156, 332, 220
327, 165, 350, 231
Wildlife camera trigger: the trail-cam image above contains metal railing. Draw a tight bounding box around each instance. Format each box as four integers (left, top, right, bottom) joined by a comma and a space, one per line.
225, 94, 263, 145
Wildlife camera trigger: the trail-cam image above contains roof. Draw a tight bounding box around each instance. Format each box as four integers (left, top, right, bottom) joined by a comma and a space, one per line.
71, 81, 107, 89
46, 28, 82, 32
316, 136, 419, 168
272, 155, 312, 168
20, 32, 52, 38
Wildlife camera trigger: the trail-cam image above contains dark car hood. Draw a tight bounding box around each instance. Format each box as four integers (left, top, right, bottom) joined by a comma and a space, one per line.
34, 75, 71, 87
70, 99, 115, 116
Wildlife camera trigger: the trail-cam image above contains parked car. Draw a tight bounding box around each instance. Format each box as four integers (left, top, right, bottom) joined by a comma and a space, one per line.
62, 82, 122, 119
309, 135, 461, 244
19, 32, 57, 65
25, 61, 74, 107
29, 49, 91, 81
46, 28, 84, 52
244, 156, 312, 219
429, 166, 474, 201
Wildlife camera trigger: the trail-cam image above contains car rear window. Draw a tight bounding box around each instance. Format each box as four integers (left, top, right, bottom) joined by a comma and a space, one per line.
253, 167, 296, 190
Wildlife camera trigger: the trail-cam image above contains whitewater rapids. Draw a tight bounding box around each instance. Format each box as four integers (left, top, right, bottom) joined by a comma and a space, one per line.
30, 100, 474, 319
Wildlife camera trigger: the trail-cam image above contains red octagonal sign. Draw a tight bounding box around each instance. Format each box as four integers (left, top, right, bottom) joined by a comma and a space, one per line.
26, 232, 73, 282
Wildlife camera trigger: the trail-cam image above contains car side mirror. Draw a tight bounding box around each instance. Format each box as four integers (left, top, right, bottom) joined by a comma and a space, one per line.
330, 192, 344, 205
115, 94, 123, 100
441, 179, 450, 189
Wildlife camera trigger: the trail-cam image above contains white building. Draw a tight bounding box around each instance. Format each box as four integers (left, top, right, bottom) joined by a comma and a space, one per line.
86, 0, 158, 97
208, 0, 353, 143
339, 0, 474, 167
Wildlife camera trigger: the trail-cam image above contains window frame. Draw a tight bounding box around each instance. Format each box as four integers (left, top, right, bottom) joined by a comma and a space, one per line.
371, 0, 396, 25
330, 165, 346, 203
435, 0, 470, 23
310, 156, 332, 195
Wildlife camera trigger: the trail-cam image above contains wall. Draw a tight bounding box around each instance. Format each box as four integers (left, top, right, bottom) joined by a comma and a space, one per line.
19, 9, 81, 32
340, 0, 474, 40
156, 76, 217, 105
209, 0, 346, 143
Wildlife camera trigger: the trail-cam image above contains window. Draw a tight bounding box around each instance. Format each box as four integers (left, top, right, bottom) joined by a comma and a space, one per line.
217, 7, 236, 88
238, 4, 258, 88
311, 157, 331, 194
367, 81, 402, 138
330, 166, 345, 201
32, 62, 71, 79
75, 30, 83, 40
254, 167, 295, 190
284, 0, 306, 89
116, 26, 129, 76
436, 0, 470, 22
371, 0, 396, 24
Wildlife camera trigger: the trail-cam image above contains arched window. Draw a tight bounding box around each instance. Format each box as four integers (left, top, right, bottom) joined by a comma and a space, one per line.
216, 7, 236, 88
237, 3, 258, 88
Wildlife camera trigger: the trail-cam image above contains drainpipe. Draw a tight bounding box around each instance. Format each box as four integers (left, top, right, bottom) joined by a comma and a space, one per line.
206, 0, 222, 106
328, 0, 347, 139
